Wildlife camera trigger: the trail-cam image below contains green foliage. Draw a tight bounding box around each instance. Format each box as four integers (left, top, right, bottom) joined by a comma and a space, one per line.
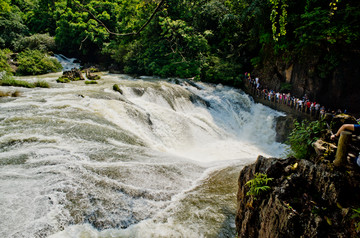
246, 173, 273, 199
13, 33, 56, 52
85, 80, 97, 84
17, 49, 62, 75
280, 82, 292, 92
103, 0, 244, 82
0, 70, 11, 81
56, 77, 70, 83
0, 76, 34, 88
201, 55, 242, 86
0, 73, 50, 88
0, 11, 28, 48
351, 208, 360, 232
24, 0, 57, 34
33, 80, 49, 88
294, 7, 331, 47
0, 48, 12, 73
287, 119, 327, 159
1, 0, 358, 87
269, 0, 288, 41
250, 56, 261, 68
317, 51, 340, 79
0, 0, 11, 14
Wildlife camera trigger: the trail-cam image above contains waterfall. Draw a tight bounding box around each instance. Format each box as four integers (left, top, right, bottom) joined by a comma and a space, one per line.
0, 69, 287, 237
53, 54, 81, 71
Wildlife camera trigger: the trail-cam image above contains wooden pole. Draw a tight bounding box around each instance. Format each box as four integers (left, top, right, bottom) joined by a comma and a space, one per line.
333, 131, 352, 167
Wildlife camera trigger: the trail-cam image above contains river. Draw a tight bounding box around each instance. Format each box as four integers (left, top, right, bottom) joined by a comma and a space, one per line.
0, 57, 286, 237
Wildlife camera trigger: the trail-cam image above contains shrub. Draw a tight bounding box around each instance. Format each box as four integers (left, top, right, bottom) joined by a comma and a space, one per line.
200, 56, 242, 86
0, 12, 28, 49
287, 119, 327, 159
16, 49, 62, 75
13, 34, 56, 52
0, 49, 12, 74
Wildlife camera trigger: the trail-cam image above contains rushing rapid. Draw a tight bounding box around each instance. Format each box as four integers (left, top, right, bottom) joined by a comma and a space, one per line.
0, 57, 286, 237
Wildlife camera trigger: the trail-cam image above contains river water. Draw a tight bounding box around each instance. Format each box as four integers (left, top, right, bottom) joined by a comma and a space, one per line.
0, 58, 286, 237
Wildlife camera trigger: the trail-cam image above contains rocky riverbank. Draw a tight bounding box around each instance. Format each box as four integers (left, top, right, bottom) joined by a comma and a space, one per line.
235, 156, 360, 237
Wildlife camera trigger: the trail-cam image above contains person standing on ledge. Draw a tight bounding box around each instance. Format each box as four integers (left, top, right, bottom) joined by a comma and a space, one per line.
331, 122, 360, 140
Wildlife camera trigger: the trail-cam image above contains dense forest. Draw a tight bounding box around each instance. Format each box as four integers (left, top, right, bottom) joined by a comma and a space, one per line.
1, 0, 360, 109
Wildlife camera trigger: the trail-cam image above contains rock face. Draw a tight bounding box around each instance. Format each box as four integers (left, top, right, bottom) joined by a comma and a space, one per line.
254, 50, 360, 113
236, 156, 360, 238
275, 115, 296, 143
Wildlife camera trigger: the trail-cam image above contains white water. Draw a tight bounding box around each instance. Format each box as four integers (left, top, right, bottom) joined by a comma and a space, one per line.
0, 58, 287, 237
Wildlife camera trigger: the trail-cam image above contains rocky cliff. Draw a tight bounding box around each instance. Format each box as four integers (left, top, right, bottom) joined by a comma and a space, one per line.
235, 156, 360, 237
253, 48, 360, 114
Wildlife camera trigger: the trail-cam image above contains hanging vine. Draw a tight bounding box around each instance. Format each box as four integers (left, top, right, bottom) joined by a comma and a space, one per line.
329, 0, 339, 16
269, 0, 288, 41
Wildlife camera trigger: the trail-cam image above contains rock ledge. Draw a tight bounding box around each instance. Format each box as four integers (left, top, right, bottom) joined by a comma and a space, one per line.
236, 156, 360, 237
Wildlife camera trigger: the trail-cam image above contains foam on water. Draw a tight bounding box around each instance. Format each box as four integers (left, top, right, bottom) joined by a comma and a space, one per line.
53, 54, 81, 71
0, 68, 288, 237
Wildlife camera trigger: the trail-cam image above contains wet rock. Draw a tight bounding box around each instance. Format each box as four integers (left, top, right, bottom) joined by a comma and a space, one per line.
236, 156, 360, 238
331, 114, 358, 134
313, 139, 337, 156
113, 84, 123, 94
85, 68, 101, 80
57, 68, 85, 83
132, 88, 145, 96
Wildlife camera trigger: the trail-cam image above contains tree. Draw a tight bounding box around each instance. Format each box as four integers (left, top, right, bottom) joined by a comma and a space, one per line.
0, 9, 28, 48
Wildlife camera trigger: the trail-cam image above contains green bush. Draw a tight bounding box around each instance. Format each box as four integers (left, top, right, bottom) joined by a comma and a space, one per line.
13, 33, 56, 52
201, 56, 242, 86
0, 49, 12, 74
287, 120, 327, 159
0, 12, 28, 49
17, 49, 62, 75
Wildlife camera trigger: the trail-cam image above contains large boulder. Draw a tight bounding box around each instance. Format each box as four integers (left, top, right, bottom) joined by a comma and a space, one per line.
236, 156, 360, 238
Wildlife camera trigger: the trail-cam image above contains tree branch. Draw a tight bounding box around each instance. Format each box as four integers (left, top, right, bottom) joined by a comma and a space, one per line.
74, 0, 166, 36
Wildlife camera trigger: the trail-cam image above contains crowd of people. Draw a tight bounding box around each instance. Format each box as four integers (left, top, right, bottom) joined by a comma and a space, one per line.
244, 72, 360, 168
244, 72, 344, 119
